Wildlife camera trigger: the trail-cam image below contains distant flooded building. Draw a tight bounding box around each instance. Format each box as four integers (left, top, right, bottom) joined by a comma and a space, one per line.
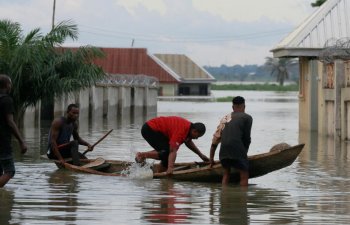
92, 48, 215, 97
152, 54, 216, 96
271, 0, 350, 140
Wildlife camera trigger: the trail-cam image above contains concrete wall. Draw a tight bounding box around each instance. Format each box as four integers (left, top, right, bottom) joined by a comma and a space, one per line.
118, 86, 131, 116
159, 83, 177, 96
300, 58, 350, 140
24, 83, 158, 128
90, 85, 104, 119
78, 88, 90, 120
298, 57, 312, 132
105, 85, 118, 120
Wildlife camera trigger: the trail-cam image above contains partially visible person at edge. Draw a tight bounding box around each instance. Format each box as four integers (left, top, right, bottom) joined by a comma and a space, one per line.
47, 104, 93, 166
135, 116, 209, 175
209, 96, 253, 186
0, 74, 27, 188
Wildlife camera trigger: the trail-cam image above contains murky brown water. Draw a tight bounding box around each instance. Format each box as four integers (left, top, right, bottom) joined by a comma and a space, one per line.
1, 90, 350, 225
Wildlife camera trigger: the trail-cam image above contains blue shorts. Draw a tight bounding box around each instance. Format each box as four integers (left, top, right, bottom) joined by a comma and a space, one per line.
0, 158, 16, 177
220, 158, 249, 171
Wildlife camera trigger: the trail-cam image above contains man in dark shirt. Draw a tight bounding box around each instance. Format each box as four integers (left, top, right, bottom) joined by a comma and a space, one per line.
47, 104, 93, 166
0, 74, 27, 187
209, 96, 253, 186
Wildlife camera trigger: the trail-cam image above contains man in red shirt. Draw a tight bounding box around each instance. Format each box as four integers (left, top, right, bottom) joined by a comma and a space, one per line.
135, 116, 209, 174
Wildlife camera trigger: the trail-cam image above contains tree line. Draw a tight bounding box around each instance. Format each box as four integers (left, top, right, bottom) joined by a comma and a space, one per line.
204, 57, 299, 86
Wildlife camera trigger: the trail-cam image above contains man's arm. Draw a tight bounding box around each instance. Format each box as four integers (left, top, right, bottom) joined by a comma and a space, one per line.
209, 143, 218, 167
166, 146, 178, 175
6, 114, 27, 154
50, 119, 65, 164
185, 140, 209, 161
209, 115, 229, 167
72, 124, 93, 151
243, 116, 253, 149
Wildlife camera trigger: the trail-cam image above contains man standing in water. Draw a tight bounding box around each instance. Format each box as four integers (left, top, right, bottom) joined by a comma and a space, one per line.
47, 104, 93, 166
209, 96, 253, 186
135, 116, 209, 175
0, 74, 27, 187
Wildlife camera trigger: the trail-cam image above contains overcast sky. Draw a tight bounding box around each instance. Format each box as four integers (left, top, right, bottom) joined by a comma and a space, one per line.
0, 0, 317, 66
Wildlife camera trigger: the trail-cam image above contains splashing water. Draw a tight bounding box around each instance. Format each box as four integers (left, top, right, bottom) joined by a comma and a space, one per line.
120, 161, 154, 179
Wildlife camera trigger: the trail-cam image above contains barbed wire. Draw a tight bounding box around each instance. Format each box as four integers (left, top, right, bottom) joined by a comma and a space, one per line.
97, 74, 159, 88
319, 38, 350, 63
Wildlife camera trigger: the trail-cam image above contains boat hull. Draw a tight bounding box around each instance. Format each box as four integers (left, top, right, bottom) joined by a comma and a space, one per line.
53, 143, 305, 183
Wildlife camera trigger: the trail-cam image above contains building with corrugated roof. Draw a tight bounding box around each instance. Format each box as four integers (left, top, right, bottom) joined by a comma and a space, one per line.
153, 54, 216, 96
92, 48, 215, 97
271, 0, 350, 140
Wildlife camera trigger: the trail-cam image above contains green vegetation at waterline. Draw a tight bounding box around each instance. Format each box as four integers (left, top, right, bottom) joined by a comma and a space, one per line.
212, 83, 299, 92
215, 96, 236, 102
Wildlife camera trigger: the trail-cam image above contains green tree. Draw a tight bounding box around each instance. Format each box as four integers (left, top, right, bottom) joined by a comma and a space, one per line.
264, 57, 298, 86
0, 19, 105, 123
311, 0, 327, 7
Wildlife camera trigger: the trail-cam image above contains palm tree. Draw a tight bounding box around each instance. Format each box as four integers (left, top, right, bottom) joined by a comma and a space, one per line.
0, 19, 105, 123
264, 57, 298, 86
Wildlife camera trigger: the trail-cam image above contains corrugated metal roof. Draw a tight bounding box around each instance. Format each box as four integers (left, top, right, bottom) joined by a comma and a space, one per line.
153, 54, 216, 81
94, 48, 179, 83
272, 0, 350, 57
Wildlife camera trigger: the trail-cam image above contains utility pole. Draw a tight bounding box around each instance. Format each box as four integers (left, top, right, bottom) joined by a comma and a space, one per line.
52, 0, 56, 30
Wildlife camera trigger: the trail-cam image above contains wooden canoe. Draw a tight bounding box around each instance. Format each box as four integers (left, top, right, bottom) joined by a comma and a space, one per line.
53, 143, 304, 183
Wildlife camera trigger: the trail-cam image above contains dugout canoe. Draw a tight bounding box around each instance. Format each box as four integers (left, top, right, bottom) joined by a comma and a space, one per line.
53, 143, 304, 183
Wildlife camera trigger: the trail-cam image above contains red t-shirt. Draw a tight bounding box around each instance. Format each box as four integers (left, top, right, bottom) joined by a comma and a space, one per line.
147, 116, 191, 150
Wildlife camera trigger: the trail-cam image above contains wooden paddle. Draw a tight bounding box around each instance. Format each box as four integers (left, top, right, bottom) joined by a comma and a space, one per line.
82, 129, 114, 155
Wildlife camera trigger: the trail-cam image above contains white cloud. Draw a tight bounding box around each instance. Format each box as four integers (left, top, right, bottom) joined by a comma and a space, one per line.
192, 0, 314, 25
116, 0, 167, 16
187, 41, 273, 66
0, 0, 52, 30
0, 0, 317, 66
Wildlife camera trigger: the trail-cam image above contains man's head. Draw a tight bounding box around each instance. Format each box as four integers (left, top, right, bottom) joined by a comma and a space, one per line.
66, 103, 79, 121
0, 74, 12, 94
190, 122, 206, 139
232, 96, 245, 112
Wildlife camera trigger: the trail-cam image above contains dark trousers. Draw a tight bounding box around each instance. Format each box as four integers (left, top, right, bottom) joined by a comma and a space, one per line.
141, 123, 170, 168
47, 141, 86, 165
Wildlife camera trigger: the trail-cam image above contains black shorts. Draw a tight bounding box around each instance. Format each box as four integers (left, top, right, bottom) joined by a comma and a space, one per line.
0, 158, 15, 177
141, 123, 170, 168
47, 146, 72, 159
220, 158, 249, 171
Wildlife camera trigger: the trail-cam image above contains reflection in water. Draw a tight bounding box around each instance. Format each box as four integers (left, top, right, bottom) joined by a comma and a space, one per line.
297, 131, 350, 224
138, 180, 302, 225
208, 185, 301, 225
247, 187, 301, 224
218, 186, 249, 225
0, 189, 15, 225
47, 170, 79, 223
141, 180, 191, 224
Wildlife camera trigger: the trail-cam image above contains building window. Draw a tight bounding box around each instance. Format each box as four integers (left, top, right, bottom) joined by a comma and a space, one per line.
179, 86, 190, 95
199, 85, 208, 96
158, 87, 163, 96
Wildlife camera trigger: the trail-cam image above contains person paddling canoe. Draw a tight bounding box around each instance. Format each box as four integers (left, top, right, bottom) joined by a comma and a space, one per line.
47, 104, 93, 166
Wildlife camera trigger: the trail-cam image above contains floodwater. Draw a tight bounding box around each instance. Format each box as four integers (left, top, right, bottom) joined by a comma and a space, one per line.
1, 90, 350, 225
